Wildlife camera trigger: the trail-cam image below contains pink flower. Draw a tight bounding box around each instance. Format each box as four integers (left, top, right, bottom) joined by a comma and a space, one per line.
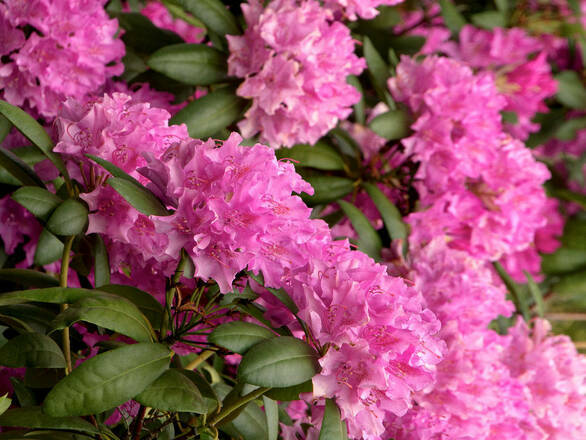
324, 0, 405, 20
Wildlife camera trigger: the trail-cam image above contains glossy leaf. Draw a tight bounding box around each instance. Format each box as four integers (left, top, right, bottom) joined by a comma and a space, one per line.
34, 229, 64, 266
347, 75, 365, 125
108, 177, 171, 217
0, 287, 97, 307
338, 200, 382, 260
263, 396, 279, 440
148, 44, 227, 85
11, 187, 61, 221
136, 369, 206, 413
171, 87, 247, 139
0, 269, 59, 288
51, 294, 155, 342
43, 343, 171, 417
90, 234, 110, 288
46, 199, 88, 236
369, 109, 410, 140
0, 407, 98, 434
362, 182, 407, 241
179, 369, 219, 413
98, 284, 164, 328
0, 147, 45, 188
112, 12, 184, 54
363, 37, 393, 106
276, 142, 346, 171
555, 71, 586, 110
439, 0, 466, 33
0, 100, 67, 179
209, 321, 275, 354
215, 383, 268, 440
238, 336, 319, 388
301, 176, 354, 206
174, 0, 240, 36
319, 399, 348, 440
0, 333, 65, 368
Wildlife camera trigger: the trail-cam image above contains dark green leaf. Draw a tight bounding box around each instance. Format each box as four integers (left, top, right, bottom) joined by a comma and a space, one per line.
46, 199, 88, 236
11, 187, 61, 221
148, 44, 227, 86
362, 182, 407, 241
301, 176, 354, 206
0, 407, 98, 434
0, 114, 10, 143
238, 337, 319, 388
555, 71, 586, 110
51, 294, 155, 342
555, 116, 586, 141
171, 88, 247, 139
525, 271, 544, 317
363, 37, 393, 107
0, 394, 10, 416
108, 177, 171, 216
553, 271, 586, 295
347, 75, 365, 125
174, 0, 240, 36
112, 12, 184, 54
85, 154, 142, 185
493, 262, 530, 320
209, 321, 275, 354
276, 142, 346, 171
0, 269, 58, 288
97, 284, 163, 329
179, 369, 219, 413
263, 396, 279, 440
264, 380, 312, 401
0, 313, 33, 333
439, 0, 467, 33
34, 229, 64, 266
501, 111, 519, 124
369, 109, 410, 140
319, 399, 347, 440
0, 287, 97, 307
43, 343, 171, 417
0, 101, 67, 179
542, 248, 586, 275
387, 35, 426, 56
0, 304, 56, 334
471, 10, 506, 29
90, 234, 110, 288
338, 200, 382, 260
0, 333, 65, 368
10, 378, 36, 407
136, 369, 206, 413
214, 383, 268, 440
0, 147, 45, 188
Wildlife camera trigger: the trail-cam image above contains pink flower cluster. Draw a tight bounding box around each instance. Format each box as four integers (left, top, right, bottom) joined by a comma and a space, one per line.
0, 0, 124, 119
51, 92, 445, 439
389, 56, 552, 262
227, 0, 365, 147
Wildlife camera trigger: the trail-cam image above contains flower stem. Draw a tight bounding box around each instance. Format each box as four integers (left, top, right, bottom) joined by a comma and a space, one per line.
185, 350, 215, 371
208, 386, 271, 427
60, 235, 74, 375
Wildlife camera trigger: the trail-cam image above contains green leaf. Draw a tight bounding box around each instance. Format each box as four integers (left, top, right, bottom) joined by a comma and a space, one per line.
43, 343, 171, 417
471, 10, 506, 29
0, 333, 65, 368
264, 380, 312, 401
555, 71, 586, 110
439, 0, 467, 33
363, 37, 393, 107
148, 44, 227, 86
0, 305, 56, 334
319, 399, 347, 440
369, 109, 410, 140
46, 199, 88, 236
0, 101, 67, 179
108, 177, 171, 217
11, 187, 61, 221
0, 287, 97, 307
174, 0, 240, 36
493, 262, 530, 320
135, 368, 206, 413
542, 247, 586, 275
554, 116, 586, 141
263, 396, 279, 440
347, 75, 365, 125
0, 394, 10, 416
214, 383, 268, 440
0, 269, 59, 288
34, 229, 64, 266
553, 271, 586, 295
85, 154, 142, 185
501, 110, 519, 124
0, 115, 10, 143
0, 407, 98, 434
51, 294, 155, 342
301, 176, 354, 206
362, 182, 407, 241
276, 142, 346, 171
170, 88, 247, 139
238, 337, 319, 388
0, 147, 45, 188
10, 378, 36, 407
338, 200, 382, 260
525, 272, 545, 317
209, 321, 275, 354
97, 284, 164, 329
112, 12, 184, 54
387, 35, 426, 56
179, 369, 219, 413
91, 234, 110, 288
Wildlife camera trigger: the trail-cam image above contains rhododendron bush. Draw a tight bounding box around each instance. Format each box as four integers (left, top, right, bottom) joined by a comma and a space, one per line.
0, 0, 585, 439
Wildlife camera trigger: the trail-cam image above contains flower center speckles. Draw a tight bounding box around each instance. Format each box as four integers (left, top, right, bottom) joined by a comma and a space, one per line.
173, 216, 192, 234
335, 360, 366, 389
